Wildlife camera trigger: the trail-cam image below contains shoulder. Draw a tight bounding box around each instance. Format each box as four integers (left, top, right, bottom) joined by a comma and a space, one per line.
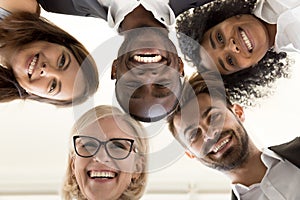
38, 0, 108, 19
269, 137, 300, 168
168, 0, 215, 16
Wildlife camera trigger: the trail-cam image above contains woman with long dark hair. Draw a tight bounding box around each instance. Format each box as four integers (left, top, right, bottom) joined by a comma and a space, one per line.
0, 0, 99, 106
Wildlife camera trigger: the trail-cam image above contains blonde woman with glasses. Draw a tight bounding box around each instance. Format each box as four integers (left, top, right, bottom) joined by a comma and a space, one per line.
62, 105, 148, 200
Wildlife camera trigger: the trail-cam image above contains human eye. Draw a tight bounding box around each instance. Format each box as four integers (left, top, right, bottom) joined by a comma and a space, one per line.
209, 112, 222, 124
48, 79, 57, 93
216, 32, 224, 44
155, 84, 167, 89
226, 55, 235, 66
187, 128, 202, 144
110, 141, 128, 150
108, 140, 133, 152
58, 54, 66, 69
82, 141, 98, 149
155, 81, 170, 89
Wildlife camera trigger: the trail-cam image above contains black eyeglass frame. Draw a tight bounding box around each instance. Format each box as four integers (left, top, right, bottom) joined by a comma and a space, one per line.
73, 135, 135, 160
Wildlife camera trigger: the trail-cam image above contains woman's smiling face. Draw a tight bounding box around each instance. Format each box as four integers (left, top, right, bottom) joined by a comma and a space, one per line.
72, 117, 139, 200
10, 41, 85, 101
201, 14, 270, 75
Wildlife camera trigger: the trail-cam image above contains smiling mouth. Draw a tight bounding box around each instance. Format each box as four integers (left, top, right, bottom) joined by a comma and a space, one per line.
133, 54, 163, 63
130, 48, 168, 64
27, 54, 39, 79
212, 137, 231, 153
239, 28, 253, 53
209, 132, 233, 154
88, 171, 118, 179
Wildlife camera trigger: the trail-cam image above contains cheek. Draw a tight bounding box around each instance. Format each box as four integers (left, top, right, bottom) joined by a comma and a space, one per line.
15, 77, 28, 90
73, 158, 89, 186
115, 157, 137, 173
255, 45, 269, 62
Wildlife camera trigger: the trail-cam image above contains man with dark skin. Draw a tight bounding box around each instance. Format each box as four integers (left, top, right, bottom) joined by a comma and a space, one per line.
39, 0, 207, 122
111, 5, 184, 122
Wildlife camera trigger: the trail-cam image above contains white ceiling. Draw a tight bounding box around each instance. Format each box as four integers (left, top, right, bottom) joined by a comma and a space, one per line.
0, 10, 299, 198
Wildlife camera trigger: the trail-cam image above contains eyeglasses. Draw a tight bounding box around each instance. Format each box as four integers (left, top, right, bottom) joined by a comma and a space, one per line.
73, 135, 135, 160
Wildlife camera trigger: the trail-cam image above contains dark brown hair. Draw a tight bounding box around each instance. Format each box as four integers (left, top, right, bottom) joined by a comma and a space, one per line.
168, 71, 231, 137
0, 12, 99, 106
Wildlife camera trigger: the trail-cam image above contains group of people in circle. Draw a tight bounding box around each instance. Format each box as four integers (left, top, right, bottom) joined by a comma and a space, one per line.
1, 0, 299, 199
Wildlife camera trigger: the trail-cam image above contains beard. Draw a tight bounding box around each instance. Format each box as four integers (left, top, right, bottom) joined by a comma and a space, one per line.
199, 124, 250, 172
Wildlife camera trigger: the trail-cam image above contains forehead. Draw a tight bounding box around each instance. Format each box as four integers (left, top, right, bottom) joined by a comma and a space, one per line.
214, 14, 257, 28
77, 117, 135, 139
174, 94, 227, 127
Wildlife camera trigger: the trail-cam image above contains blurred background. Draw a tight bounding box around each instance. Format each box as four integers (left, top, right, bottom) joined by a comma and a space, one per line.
0, 9, 299, 200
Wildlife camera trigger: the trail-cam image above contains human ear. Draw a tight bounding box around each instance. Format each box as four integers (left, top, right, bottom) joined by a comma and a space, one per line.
232, 104, 245, 122
178, 57, 184, 77
185, 150, 196, 159
111, 60, 118, 80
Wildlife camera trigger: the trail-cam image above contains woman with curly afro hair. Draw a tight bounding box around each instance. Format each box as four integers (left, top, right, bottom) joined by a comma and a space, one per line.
176, 0, 299, 106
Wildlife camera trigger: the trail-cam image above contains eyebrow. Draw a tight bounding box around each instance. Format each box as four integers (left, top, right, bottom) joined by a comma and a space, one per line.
52, 53, 71, 96
209, 33, 216, 49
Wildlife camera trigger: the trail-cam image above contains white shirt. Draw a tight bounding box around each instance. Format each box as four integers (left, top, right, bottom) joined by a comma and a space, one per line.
253, 0, 300, 53
232, 148, 300, 200
0, 7, 10, 20
99, 0, 175, 31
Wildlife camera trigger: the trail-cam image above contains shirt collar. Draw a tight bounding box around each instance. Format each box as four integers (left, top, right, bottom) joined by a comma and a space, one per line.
107, 0, 175, 32
231, 148, 284, 199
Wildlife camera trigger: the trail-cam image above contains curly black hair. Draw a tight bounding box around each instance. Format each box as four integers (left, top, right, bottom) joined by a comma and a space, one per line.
176, 0, 291, 106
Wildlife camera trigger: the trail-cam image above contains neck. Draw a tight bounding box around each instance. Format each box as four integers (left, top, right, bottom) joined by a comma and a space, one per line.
265, 22, 277, 48
119, 5, 165, 33
224, 145, 267, 186
0, 0, 39, 14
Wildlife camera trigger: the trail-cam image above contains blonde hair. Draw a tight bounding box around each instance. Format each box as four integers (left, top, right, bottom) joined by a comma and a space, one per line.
62, 105, 148, 200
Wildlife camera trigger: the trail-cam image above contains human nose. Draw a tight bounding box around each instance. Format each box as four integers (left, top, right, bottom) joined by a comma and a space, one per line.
36, 63, 57, 78
92, 145, 111, 163
228, 38, 240, 53
202, 127, 219, 142
38, 63, 47, 77
133, 64, 162, 76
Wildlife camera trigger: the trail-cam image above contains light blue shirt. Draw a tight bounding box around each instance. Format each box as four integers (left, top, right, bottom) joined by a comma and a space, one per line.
232, 148, 300, 200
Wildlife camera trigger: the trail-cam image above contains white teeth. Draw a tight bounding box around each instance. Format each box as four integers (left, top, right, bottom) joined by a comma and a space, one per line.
28, 55, 38, 76
240, 30, 253, 51
90, 171, 116, 179
213, 138, 230, 153
133, 55, 162, 63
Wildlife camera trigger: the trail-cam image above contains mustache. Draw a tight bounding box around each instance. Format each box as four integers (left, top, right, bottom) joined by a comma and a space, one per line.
199, 130, 233, 158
